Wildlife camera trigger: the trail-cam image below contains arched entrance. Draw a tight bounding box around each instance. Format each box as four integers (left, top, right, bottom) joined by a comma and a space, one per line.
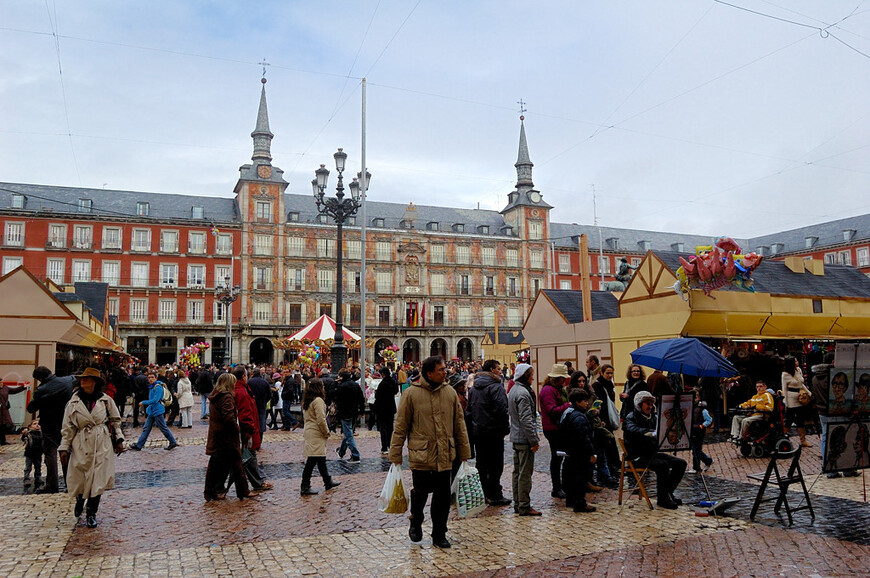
403, 339, 421, 364
430, 338, 447, 359
457, 338, 473, 362
249, 338, 274, 365
374, 338, 393, 366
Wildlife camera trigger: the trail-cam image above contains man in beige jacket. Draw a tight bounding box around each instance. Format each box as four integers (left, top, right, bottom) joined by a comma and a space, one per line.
390, 355, 471, 549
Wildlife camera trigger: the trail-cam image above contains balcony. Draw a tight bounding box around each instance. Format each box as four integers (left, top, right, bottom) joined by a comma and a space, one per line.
188, 244, 206, 255
131, 244, 151, 253
45, 239, 66, 249
159, 242, 179, 253
71, 240, 93, 250
253, 281, 273, 291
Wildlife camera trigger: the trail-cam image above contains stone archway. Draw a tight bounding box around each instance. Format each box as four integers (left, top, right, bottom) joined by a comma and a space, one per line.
249, 337, 274, 365
403, 338, 421, 364
457, 338, 473, 362
374, 338, 393, 367
430, 338, 447, 359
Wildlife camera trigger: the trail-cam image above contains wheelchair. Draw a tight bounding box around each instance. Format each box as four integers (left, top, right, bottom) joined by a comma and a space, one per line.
729, 396, 793, 458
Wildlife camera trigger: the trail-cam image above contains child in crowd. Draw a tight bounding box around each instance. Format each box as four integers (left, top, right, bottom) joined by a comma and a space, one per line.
22, 420, 44, 487
559, 388, 598, 513
689, 389, 714, 474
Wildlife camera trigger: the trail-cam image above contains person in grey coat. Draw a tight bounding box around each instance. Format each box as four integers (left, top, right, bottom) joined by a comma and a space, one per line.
507, 363, 541, 516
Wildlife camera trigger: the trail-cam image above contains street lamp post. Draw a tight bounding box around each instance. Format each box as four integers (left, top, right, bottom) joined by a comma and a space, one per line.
313, 148, 370, 375
215, 276, 241, 366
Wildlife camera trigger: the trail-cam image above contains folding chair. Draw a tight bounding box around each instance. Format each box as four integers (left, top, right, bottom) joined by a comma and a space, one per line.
617, 437, 653, 510
747, 445, 814, 525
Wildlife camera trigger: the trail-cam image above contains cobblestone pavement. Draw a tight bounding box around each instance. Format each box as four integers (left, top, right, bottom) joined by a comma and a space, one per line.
0, 420, 868, 577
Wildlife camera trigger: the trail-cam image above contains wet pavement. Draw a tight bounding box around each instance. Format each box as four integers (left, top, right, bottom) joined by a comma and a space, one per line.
0, 418, 868, 576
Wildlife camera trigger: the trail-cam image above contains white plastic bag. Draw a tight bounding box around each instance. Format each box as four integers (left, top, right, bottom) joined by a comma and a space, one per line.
451, 461, 487, 518
378, 463, 409, 514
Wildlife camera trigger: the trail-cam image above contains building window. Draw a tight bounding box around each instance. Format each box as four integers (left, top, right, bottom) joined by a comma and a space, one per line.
350, 304, 361, 325
131, 263, 149, 287
529, 221, 543, 240
431, 272, 445, 295
478, 225, 489, 235
598, 255, 611, 274
427, 222, 439, 231
458, 306, 472, 325
317, 214, 329, 224
78, 198, 92, 213
253, 266, 272, 290
102, 227, 121, 250
824, 253, 836, 265
348, 271, 361, 293
857, 247, 869, 267
430, 244, 445, 263
506, 248, 519, 267
130, 299, 148, 323
483, 306, 495, 327
188, 300, 205, 324
838, 251, 852, 266
256, 201, 272, 221
102, 261, 120, 286
11, 194, 25, 209
216, 234, 232, 255
72, 225, 92, 249
187, 232, 206, 255
47, 258, 65, 284
533, 279, 541, 295
460, 274, 470, 295
4, 222, 23, 246
631, 257, 641, 268
136, 201, 150, 216
317, 238, 336, 258
160, 230, 179, 253
287, 236, 305, 257
215, 265, 230, 286
159, 300, 176, 324
378, 305, 390, 326
559, 254, 571, 273
508, 307, 522, 326
530, 250, 544, 269
131, 229, 150, 252
376, 271, 391, 293
188, 265, 205, 288
456, 246, 470, 264
433, 305, 445, 326
48, 224, 66, 248
160, 264, 178, 287
372, 218, 384, 228
2, 257, 23, 275
560, 280, 572, 289
191, 206, 204, 220
482, 247, 495, 265
288, 212, 299, 222
508, 277, 518, 297
288, 268, 305, 291
214, 302, 226, 323
108, 298, 119, 318
318, 269, 334, 292
346, 240, 361, 259
485, 275, 495, 296
254, 234, 271, 256
72, 260, 91, 282
287, 303, 302, 325
253, 302, 271, 323
318, 303, 331, 317
453, 223, 465, 233
376, 241, 391, 261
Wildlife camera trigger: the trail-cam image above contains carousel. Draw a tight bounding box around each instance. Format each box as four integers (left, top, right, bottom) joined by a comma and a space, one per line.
272, 314, 364, 366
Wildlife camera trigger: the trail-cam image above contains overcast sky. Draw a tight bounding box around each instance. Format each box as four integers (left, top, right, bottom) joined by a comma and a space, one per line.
1, 1, 868, 239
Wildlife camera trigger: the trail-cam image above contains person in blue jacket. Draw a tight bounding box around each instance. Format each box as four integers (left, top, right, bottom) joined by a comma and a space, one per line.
129, 371, 178, 451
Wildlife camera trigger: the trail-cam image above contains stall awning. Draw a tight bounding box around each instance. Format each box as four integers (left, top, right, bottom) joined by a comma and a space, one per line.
59, 322, 124, 352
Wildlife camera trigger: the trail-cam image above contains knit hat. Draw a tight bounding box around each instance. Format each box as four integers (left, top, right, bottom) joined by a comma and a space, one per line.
272, 372, 281, 380
514, 363, 533, 382
633, 390, 656, 408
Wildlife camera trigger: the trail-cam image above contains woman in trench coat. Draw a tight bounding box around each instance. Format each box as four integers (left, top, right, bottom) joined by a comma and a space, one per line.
204, 373, 248, 501
59, 367, 125, 528
300, 378, 340, 495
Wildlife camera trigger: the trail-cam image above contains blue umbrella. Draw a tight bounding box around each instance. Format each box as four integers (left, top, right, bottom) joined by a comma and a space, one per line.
630, 338, 738, 378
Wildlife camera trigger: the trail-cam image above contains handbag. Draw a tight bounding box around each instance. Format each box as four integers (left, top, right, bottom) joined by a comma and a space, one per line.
605, 395, 620, 430
451, 462, 487, 518
798, 389, 812, 406
377, 463, 409, 514
241, 447, 255, 465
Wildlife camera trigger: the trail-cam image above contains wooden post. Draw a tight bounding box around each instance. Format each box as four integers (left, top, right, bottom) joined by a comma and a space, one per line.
579, 234, 593, 322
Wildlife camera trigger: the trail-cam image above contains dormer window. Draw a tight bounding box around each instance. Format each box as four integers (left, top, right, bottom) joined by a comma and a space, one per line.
452, 223, 465, 233
426, 222, 439, 231
191, 206, 204, 220
508, 192, 518, 204
78, 198, 93, 213
805, 236, 818, 248
477, 225, 489, 234
11, 194, 25, 209
638, 240, 651, 251
317, 214, 328, 224
843, 229, 856, 242
671, 242, 685, 252
288, 212, 300, 222
136, 201, 150, 216
756, 246, 768, 256
372, 218, 384, 228
606, 237, 619, 250
771, 242, 784, 255
399, 220, 412, 229
347, 216, 356, 226
500, 224, 514, 236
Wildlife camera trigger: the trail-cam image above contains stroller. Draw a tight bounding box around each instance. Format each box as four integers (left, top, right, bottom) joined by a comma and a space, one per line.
732, 394, 793, 458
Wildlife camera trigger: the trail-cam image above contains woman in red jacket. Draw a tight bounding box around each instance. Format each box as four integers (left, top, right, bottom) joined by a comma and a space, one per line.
538, 364, 571, 499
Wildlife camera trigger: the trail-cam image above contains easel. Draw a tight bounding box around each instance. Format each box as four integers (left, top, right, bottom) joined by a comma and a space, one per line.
748, 445, 814, 525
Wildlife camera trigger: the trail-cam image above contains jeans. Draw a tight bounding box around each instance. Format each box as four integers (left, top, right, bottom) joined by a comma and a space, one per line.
690, 434, 712, 470
410, 469, 452, 539
338, 418, 360, 459
200, 394, 209, 419
512, 443, 535, 513
474, 434, 506, 500
134, 413, 177, 448
25, 454, 43, 479
281, 406, 298, 428
543, 430, 564, 493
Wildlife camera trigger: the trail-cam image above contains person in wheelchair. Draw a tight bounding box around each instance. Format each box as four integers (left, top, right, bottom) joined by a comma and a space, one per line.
730, 380, 774, 442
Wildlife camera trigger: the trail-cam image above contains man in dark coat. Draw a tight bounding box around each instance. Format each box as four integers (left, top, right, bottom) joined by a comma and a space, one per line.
131, 368, 149, 427
197, 366, 214, 419
335, 369, 365, 463
28, 366, 74, 493
373, 367, 399, 454
466, 359, 511, 506
246, 368, 271, 437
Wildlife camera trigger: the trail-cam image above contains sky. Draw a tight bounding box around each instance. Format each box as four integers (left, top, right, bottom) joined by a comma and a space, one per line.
1, 1, 868, 239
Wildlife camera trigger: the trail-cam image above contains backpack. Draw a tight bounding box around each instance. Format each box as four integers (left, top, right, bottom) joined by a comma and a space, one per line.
160, 384, 173, 407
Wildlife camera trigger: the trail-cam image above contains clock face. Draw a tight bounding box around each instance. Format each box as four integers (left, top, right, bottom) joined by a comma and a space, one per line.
529, 191, 541, 203
257, 165, 272, 179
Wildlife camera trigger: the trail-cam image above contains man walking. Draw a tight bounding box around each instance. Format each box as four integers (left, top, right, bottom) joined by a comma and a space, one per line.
467, 359, 511, 506
390, 356, 471, 549
128, 372, 178, 451
247, 368, 271, 438
507, 363, 541, 516
197, 365, 214, 419
335, 369, 365, 464
28, 367, 74, 493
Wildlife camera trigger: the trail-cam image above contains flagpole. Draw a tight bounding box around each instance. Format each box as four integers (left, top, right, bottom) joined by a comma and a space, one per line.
359, 78, 368, 387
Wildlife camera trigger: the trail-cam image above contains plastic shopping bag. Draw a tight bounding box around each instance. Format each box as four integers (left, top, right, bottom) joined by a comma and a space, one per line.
378, 463, 410, 514
451, 461, 487, 518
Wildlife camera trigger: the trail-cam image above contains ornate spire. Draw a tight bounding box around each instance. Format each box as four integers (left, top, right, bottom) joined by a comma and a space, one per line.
251, 77, 273, 164
514, 115, 534, 190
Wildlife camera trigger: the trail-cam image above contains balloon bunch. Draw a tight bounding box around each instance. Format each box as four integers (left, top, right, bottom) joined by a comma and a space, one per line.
179, 341, 210, 366
380, 345, 399, 362
675, 236, 764, 298
299, 345, 320, 367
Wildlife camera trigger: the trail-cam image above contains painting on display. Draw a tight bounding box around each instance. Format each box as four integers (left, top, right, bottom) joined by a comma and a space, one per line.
854, 370, 870, 414
829, 370, 854, 416
657, 395, 693, 452
823, 420, 870, 473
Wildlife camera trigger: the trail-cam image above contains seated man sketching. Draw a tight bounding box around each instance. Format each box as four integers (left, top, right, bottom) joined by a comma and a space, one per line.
729, 381, 774, 442
623, 391, 687, 510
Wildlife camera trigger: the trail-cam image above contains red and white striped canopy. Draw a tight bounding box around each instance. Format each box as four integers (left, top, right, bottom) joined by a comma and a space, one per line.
286, 314, 361, 342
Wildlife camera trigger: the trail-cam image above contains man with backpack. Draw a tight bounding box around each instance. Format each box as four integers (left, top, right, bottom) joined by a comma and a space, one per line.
128, 371, 178, 451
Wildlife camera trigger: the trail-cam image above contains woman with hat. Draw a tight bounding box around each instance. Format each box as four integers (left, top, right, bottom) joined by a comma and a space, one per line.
538, 363, 571, 499
59, 367, 125, 528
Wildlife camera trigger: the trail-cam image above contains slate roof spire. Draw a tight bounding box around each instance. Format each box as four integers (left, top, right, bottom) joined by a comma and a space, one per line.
251, 77, 273, 164
514, 115, 534, 191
